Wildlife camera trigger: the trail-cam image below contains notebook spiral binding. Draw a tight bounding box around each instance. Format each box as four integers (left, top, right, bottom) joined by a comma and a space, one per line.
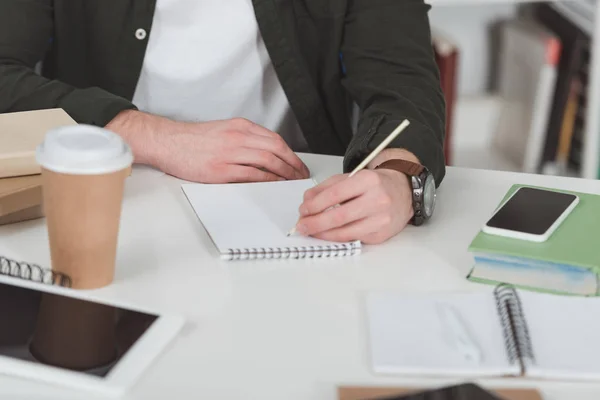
493, 284, 535, 367
222, 241, 362, 261
0, 255, 71, 287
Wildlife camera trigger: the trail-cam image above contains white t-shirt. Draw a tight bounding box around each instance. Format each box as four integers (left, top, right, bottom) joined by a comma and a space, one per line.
132, 0, 309, 152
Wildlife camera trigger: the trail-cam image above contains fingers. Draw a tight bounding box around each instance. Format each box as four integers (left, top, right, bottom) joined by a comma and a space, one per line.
312, 216, 385, 243
230, 149, 303, 180
303, 174, 348, 202
299, 172, 375, 217
242, 133, 310, 179
221, 165, 283, 183
296, 191, 374, 236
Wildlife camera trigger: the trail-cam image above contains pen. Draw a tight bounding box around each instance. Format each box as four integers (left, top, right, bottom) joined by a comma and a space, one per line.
437, 302, 482, 364
286, 119, 410, 236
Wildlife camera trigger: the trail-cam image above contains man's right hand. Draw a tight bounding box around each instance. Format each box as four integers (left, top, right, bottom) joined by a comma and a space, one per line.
106, 110, 310, 183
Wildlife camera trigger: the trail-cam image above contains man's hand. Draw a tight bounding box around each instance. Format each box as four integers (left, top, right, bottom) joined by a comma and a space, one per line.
106, 110, 309, 183
295, 168, 413, 245
294, 149, 419, 245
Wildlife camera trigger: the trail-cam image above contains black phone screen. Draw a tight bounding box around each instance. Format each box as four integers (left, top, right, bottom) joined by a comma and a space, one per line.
486, 187, 577, 235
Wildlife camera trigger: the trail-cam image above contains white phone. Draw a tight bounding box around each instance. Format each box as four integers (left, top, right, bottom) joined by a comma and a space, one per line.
482, 186, 579, 242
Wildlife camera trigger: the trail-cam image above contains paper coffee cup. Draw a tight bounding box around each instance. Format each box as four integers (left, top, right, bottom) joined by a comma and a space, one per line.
36, 125, 133, 289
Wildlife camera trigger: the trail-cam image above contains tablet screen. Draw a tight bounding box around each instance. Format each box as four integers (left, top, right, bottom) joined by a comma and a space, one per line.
386, 383, 502, 399
0, 281, 158, 377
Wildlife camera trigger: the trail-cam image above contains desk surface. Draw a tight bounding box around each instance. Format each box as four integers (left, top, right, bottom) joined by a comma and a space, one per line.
2, 153, 600, 400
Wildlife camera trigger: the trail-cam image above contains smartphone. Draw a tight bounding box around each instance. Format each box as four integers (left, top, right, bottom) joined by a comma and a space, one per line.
482, 186, 579, 242
382, 383, 502, 399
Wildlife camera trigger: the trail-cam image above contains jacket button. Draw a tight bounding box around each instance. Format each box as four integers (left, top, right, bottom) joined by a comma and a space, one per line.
135, 28, 147, 40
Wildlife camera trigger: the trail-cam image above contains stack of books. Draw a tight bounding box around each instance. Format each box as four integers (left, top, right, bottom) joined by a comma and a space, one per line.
0, 109, 77, 225
467, 184, 600, 296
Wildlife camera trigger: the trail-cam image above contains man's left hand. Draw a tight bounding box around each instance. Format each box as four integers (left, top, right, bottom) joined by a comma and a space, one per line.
296, 168, 413, 245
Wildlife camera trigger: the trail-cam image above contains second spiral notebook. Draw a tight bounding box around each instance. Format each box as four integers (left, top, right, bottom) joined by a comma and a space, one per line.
181, 179, 361, 261
367, 285, 600, 380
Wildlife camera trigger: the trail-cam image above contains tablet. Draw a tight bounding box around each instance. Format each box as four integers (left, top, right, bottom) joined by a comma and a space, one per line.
0, 275, 184, 397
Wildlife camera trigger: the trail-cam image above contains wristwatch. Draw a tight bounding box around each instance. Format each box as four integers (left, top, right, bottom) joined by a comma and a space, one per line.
375, 159, 436, 226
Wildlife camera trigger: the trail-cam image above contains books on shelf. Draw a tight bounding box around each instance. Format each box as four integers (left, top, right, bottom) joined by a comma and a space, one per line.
492, 19, 560, 174
534, 4, 590, 177
432, 30, 459, 166
480, 4, 596, 178
467, 184, 600, 296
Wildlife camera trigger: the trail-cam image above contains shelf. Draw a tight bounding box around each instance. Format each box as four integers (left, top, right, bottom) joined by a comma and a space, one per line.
453, 145, 521, 172
551, 2, 594, 36
450, 93, 593, 177
450, 94, 520, 172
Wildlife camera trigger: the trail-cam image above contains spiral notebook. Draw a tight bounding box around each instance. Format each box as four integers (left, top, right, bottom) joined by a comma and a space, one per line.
367, 285, 600, 380
0, 255, 71, 287
181, 179, 361, 261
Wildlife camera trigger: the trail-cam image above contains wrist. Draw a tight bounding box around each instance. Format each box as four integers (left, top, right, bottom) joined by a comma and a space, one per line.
376, 167, 415, 219
105, 110, 173, 167
369, 148, 420, 169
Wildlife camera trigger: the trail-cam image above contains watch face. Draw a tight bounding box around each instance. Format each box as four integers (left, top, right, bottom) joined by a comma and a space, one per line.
423, 174, 436, 218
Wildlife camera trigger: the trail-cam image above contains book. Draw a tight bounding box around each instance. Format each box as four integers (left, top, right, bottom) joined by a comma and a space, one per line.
432, 30, 459, 165
0, 108, 77, 178
366, 284, 600, 380
0, 175, 43, 224
534, 4, 589, 170
338, 384, 542, 400
555, 77, 581, 172
467, 184, 600, 296
492, 19, 560, 173
566, 46, 589, 173
181, 179, 362, 261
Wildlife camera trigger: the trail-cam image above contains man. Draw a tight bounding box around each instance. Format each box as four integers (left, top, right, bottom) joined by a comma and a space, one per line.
0, 0, 446, 244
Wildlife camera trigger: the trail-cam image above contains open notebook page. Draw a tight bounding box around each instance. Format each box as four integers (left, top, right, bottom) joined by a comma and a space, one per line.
366, 290, 520, 377
518, 290, 600, 380
182, 179, 358, 253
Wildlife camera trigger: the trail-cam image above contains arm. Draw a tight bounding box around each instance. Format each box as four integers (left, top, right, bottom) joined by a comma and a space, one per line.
340, 0, 446, 184
296, 1, 444, 243
0, 0, 135, 125
0, 1, 308, 182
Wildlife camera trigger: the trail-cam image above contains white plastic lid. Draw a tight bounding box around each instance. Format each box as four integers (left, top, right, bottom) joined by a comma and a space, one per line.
36, 125, 133, 175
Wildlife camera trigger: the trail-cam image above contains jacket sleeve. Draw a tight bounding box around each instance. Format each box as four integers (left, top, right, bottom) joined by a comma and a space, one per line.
0, 0, 135, 126
340, 0, 446, 185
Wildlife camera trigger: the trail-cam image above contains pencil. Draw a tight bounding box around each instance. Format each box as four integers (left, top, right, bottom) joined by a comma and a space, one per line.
286, 119, 410, 236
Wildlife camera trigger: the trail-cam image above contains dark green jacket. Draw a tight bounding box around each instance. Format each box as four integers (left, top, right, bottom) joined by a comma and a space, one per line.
0, 0, 446, 184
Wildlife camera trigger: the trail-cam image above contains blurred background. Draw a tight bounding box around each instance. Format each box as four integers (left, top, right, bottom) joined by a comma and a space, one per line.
428, 0, 598, 179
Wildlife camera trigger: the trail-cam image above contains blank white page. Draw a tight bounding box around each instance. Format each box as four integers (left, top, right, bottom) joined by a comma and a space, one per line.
518, 290, 600, 380
182, 179, 358, 253
366, 290, 519, 377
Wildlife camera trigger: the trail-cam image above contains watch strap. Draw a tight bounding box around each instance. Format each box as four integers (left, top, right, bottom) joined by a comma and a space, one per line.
374, 159, 424, 177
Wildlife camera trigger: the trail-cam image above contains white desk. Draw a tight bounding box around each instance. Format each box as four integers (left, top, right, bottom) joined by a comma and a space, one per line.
1, 153, 600, 400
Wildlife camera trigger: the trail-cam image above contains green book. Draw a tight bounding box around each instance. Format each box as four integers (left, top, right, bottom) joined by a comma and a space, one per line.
467, 184, 600, 296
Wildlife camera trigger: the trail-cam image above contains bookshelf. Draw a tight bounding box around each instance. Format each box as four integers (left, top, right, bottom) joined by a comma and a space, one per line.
430, 0, 600, 179
584, 6, 600, 179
